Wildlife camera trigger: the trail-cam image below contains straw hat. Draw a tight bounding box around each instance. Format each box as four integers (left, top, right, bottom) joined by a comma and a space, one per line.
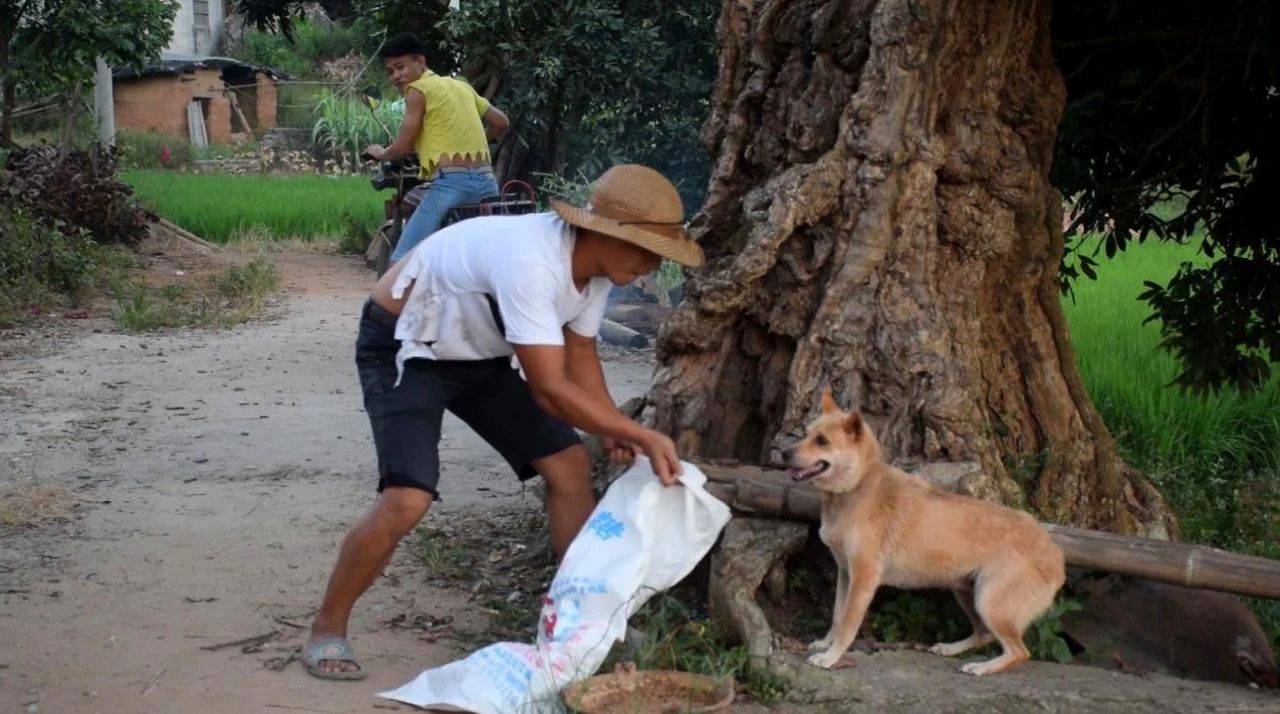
551, 164, 705, 267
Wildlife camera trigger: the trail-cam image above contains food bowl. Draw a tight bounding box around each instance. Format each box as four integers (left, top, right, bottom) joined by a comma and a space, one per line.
562, 665, 734, 713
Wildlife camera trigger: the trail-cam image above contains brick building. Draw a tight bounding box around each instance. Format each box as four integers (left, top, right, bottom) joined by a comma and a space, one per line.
112, 57, 281, 145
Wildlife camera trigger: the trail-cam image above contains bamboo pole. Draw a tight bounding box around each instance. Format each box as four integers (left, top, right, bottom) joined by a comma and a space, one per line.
698, 464, 1280, 600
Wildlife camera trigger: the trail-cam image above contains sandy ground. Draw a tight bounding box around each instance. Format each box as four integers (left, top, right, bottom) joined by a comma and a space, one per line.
2, 250, 1277, 713
0, 252, 658, 713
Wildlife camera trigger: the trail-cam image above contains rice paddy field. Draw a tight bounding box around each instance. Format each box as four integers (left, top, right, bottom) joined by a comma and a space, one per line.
123, 170, 384, 244
1066, 236, 1280, 642
1065, 236, 1278, 589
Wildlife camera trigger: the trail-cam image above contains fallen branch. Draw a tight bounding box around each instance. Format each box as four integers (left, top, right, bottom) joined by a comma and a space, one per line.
200, 630, 279, 652
699, 463, 1280, 600
141, 667, 166, 696
11, 95, 63, 120
272, 615, 306, 629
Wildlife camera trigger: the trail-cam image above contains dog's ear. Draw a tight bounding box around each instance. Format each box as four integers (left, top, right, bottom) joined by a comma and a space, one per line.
844, 411, 864, 437
821, 388, 839, 414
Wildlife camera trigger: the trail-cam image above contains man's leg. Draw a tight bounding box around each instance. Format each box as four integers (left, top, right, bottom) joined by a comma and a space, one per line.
389, 173, 469, 262
531, 444, 593, 560
447, 362, 593, 561
309, 486, 432, 674
312, 320, 449, 677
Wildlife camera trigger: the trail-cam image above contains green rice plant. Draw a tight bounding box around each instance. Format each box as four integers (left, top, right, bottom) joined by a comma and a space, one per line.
311, 90, 405, 169
1063, 237, 1280, 479
1063, 235, 1279, 647
122, 170, 385, 244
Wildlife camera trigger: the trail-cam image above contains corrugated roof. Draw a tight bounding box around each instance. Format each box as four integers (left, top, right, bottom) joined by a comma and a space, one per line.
113, 54, 286, 81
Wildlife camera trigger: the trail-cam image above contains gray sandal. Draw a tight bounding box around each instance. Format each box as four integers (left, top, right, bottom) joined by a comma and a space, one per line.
304, 635, 368, 681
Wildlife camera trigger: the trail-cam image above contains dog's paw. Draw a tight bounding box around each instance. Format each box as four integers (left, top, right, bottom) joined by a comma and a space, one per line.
929, 642, 964, 657
960, 660, 996, 676
806, 649, 842, 669
807, 637, 833, 654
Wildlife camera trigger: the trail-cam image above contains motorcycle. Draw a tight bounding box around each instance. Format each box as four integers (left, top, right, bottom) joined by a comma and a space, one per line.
358, 88, 538, 277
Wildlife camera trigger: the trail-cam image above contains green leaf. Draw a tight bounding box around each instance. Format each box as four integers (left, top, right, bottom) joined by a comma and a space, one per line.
1050, 638, 1073, 664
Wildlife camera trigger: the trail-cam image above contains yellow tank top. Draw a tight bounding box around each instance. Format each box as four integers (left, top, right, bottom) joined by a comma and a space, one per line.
408, 71, 491, 177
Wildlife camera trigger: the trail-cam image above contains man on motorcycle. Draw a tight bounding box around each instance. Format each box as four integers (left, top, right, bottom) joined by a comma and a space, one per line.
363, 33, 510, 263
304, 165, 704, 680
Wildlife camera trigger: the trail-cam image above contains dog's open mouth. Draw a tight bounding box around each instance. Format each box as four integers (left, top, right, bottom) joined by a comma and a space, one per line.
788, 460, 829, 482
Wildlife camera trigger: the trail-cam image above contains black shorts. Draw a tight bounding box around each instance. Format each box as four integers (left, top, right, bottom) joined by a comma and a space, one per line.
355, 300, 582, 499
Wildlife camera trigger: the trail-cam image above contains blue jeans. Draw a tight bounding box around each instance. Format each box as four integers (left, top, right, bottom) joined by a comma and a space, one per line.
390, 167, 500, 262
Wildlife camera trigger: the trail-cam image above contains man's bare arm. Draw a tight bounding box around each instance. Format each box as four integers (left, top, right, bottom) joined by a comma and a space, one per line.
483, 105, 510, 143
366, 88, 425, 161
563, 329, 641, 464
563, 329, 619, 414
514, 342, 681, 484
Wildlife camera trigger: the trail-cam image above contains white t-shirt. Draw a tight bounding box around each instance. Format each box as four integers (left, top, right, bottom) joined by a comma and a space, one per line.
389, 212, 613, 380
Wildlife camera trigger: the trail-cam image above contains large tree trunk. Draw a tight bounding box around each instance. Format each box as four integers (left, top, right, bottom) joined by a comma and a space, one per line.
646, 0, 1175, 536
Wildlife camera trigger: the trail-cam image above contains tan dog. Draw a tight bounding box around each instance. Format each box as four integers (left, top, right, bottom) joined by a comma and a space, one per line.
784, 390, 1066, 675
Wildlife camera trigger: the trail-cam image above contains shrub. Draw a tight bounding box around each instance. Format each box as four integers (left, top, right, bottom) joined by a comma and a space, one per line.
0, 144, 156, 246
337, 209, 373, 255
229, 18, 376, 80
0, 208, 102, 324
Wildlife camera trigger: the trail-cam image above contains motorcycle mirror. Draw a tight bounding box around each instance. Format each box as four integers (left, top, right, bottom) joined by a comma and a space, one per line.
358, 85, 394, 141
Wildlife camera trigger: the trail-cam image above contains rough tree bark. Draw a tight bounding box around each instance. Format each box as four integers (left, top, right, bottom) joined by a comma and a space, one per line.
645, 0, 1175, 536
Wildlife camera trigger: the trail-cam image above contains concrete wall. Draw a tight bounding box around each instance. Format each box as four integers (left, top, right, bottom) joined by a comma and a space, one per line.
205, 0, 225, 54
165, 0, 196, 55
164, 0, 224, 56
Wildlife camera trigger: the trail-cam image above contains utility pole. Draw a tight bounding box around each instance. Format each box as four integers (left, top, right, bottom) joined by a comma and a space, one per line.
94, 56, 115, 147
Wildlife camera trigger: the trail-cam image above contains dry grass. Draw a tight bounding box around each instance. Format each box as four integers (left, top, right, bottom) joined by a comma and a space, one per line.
0, 482, 78, 534
228, 232, 345, 255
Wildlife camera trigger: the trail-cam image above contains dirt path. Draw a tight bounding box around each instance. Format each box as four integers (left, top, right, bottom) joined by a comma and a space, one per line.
2, 251, 1277, 713
0, 252, 655, 713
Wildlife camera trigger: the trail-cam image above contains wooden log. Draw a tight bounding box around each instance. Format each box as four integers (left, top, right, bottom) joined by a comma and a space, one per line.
698, 464, 1280, 600
599, 319, 648, 348
1042, 524, 1280, 600
154, 218, 221, 251
605, 302, 671, 333
228, 92, 254, 134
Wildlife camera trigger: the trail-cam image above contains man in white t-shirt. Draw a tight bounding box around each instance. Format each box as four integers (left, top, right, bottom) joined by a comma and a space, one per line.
304, 164, 704, 680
